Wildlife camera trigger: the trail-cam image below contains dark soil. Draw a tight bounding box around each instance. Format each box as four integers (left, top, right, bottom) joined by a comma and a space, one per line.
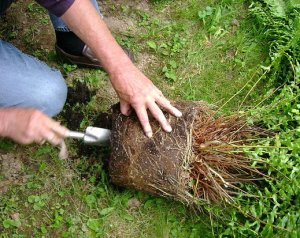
93, 112, 113, 130
60, 80, 114, 160
61, 80, 95, 130
67, 81, 94, 106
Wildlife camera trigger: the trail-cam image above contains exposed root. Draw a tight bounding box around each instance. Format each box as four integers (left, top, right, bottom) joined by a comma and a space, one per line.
190, 114, 265, 204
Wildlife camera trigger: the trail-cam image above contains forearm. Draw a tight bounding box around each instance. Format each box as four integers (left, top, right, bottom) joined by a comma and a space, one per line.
60, 0, 182, 136
60, 0, 133, 78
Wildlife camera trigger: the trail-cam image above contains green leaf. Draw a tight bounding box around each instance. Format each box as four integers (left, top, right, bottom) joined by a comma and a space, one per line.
40, 225, 47, 234
40, 193, 49, 200
39, 161, 47, 172
85, 194, 97, 207
264, 0, 287, 17
198, 6, 213, 19
28, 195, 36, 203
3, 219, 21, 229
159, 43, 168, 48
3, 219, 12, 229
121, 213, 134, 221
198, 10, 207, 19
165, 71, 177, 81
99, 207, 114, 216
87, 219, 102, 232
289, 0, 300, 8
169, 60, 177, 69
147, 41, 157, 50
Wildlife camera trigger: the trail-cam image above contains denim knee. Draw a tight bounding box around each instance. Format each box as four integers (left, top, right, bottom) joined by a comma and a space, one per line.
32, 70, 68, 117
0, 40, 67, 117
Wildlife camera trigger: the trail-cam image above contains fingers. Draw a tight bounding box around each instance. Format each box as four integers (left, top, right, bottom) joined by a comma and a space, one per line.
50, 121, 69, 137
44, 121, 69, 146
148, 101, 172, 133
135, 107, 152, 138
1, 108, 69, 146
134, 100, 180, 137
130, 91, 182, 137
46, 131, 63, 145
32, 112, 69, 146
36, 127, 62, 146
37, 139, 46, 145
155, 94, 182, 118
120, 101, 132, 116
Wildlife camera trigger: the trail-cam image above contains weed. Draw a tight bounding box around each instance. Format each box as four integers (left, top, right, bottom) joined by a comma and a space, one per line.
27, 193, 49, 210
3, 218, 21, 229
62, 63, 77, 73
162, 60, 178, 81
215, 0, 300, 237
0, 139, 15, 151
198, 6, 214, 25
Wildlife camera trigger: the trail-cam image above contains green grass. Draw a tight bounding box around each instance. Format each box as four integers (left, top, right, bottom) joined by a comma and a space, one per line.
0, 0, 270, 237
116, 0, 268, 112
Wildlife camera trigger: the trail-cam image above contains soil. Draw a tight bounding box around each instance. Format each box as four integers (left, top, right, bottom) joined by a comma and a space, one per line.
0, 1, 55, 53
0, 153, 25, 194
109, 101, 197, 202
93, 112, 113, 130
61, 80, 96, 130
127, 197, 142, 210
60, 80, 109, 158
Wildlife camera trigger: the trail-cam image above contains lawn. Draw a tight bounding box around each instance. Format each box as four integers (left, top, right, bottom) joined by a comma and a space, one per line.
1, 0, 298, 237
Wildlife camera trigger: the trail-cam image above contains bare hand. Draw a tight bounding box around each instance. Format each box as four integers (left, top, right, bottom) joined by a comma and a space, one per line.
0, 108, 69, 145
110, 65, 182, 137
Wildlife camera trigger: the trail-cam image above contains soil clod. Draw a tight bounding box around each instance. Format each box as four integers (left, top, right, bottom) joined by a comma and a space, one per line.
109, 101, 265, 205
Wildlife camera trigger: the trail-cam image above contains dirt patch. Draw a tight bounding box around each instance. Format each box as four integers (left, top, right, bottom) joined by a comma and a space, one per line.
127, 197, 142, 210
67, 80, 95, 106
61, 80, 96, 130
104, 16, 136, 34
0, 1, 55, 53
1, 153, 23, 179
0, 153, 25, 194
135, 52, 158, 72
100, 0, 151, 13
60, 80, 114, 159
93, 112, 113, 130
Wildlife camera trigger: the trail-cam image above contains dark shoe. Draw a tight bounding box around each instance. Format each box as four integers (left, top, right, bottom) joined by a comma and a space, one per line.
55, 44, 134, 69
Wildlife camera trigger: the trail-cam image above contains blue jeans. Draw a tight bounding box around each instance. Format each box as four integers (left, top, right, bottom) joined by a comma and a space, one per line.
50, 0, 102, 32
0, 0, 101, 116
0, 41, 67, 116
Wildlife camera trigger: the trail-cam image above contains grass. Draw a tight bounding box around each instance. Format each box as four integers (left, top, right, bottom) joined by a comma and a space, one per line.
0, 0, 269, 237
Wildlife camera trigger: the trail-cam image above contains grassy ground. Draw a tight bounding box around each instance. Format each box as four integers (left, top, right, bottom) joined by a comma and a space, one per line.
0, 0, 268, 237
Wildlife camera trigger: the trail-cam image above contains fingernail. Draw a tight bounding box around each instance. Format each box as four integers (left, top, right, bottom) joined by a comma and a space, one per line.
146, 131, 153, 138
174, 109, 182, 117
165, 124, 172, 132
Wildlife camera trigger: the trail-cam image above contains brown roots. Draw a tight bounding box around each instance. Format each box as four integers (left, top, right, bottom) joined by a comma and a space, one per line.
109, 101, 266, 205
190, 113, 264, 204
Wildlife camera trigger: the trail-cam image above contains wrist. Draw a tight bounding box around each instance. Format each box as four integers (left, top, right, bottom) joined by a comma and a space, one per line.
108, 60, 134, 77
102, 47, 134, 77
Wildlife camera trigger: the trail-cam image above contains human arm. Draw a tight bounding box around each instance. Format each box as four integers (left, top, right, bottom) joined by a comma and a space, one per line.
0, 108, 68, 145
60, 0, 182, 137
